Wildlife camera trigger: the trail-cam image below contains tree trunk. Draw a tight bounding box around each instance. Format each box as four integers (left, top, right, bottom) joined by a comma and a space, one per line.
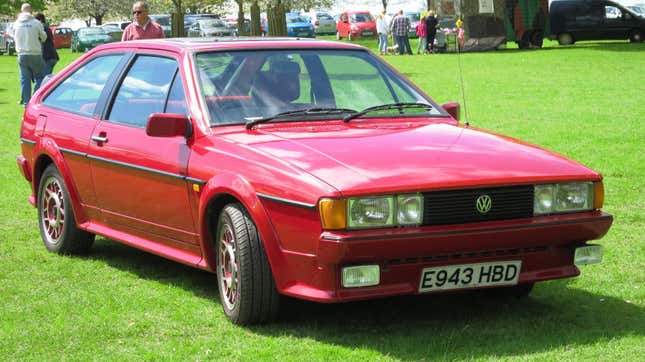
237, 1, 247, 36
95, 15, 103, 26
267, 1, 286, 36
381, 0, 387, 12
250, 1, 261, 36
172, 0, 184, 37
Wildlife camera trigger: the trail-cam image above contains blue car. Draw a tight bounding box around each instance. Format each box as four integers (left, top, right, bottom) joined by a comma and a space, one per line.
286, 14, 315, 38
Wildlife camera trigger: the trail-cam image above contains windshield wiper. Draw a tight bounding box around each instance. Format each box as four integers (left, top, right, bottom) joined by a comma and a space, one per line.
342, 102, 434, 122
245, 107, 357, 129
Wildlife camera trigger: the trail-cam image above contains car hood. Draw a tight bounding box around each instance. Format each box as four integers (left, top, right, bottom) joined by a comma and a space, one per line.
223, 120, 598, 194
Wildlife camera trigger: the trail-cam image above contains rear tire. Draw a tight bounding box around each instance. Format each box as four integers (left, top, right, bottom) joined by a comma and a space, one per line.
37, 165, 95, 254
557, 32, 573, 45
629, 29, 643, 43
215, 203, 279, 325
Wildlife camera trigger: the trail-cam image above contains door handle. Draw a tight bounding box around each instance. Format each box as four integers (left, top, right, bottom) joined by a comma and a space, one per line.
91, 135, 108, 144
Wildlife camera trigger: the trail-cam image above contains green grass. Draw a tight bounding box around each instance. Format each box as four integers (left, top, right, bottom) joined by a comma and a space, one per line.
1, 40, 644, 361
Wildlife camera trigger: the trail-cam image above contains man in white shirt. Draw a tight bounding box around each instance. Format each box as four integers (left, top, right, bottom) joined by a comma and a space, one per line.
12, 3, 46, 105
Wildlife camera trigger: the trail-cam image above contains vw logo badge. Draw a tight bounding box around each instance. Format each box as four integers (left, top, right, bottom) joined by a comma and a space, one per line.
476, 195, 492, 214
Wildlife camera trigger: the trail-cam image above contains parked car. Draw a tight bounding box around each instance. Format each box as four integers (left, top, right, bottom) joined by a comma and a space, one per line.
336, 10, 377, 40
102, 21, 131, 31
17, 38, 612, 325
406, 12, 421, 38
70, 27, 113, 52
549, 0, 645, 44
286, 13, 315, 37
100, 24, 123, 41
2, 22, 16, 55
303, 11, 336, 35
187, 18, 232, 37
185, 14, 221, 34
149, 14, 172, 37
51, 26, 73, 48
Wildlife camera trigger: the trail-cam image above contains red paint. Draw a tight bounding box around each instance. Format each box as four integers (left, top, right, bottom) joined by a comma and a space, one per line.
336, 11, 377, 39
18, 39, 612, 303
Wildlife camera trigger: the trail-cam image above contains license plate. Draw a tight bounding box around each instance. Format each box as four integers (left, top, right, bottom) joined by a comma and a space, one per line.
298, 32, 310, 36
362, 31, 374, 36
418, 261, 521, 293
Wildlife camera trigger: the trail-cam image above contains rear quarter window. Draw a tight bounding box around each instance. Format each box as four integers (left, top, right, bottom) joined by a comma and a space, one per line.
43, 55, 123, 115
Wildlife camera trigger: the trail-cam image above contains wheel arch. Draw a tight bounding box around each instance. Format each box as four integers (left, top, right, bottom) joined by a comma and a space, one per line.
32, 138, 89, 225
197, 173, 287, 288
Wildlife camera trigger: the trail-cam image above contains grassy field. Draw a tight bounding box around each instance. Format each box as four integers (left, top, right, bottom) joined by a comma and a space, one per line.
0, 38, 643, 361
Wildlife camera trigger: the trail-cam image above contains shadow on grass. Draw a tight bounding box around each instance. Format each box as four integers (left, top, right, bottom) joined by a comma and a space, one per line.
85, 238, 643, 360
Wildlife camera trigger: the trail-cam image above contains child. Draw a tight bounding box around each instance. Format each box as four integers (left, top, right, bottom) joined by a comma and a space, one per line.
416, 16, 427, 54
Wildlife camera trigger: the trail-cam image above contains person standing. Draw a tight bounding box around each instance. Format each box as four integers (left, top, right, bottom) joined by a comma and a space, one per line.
121, 1, 165, 41
425, 11, 438, 53
12, 3, 46, 105
375, 11, 389, 55
34, 13, 59, 77
390, 10, 412, 55
416, 16, 427, 54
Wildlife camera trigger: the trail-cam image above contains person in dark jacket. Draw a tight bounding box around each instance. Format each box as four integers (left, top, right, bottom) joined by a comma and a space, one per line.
34, 13, 59, 76
425, 10, 438, 53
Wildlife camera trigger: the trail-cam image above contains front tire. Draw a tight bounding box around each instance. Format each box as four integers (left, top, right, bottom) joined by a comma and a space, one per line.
216, 203, 279, 325
37, 165, 95, 254
629, 29, 643, 43
557, 32, 573, 45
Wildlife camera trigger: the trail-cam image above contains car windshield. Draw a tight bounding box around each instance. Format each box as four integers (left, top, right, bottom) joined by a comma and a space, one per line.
195, 49, 441, 126
317, 13, 333, 20
150, 15, 170, 25
81, 28, 106, 35
351, 13, 373, 22
287, 16, 308, 23
406, 13, 420, 21
199, 19, 226, 28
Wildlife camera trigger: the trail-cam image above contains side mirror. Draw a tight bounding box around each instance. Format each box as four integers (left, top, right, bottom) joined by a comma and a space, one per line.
442, 102, 460, 120
146, 113, 191, 137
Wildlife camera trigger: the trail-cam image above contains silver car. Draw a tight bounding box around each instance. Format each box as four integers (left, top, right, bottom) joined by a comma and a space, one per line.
305, 11, 336, 35
188, 18, 232, 37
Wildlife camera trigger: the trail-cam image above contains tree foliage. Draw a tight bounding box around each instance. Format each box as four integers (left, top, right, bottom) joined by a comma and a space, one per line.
1, 0, 47, 17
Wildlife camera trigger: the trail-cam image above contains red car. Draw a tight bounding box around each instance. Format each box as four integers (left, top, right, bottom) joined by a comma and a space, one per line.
336, 11, 377, 40
17, 39, 612, 325
51, 26, 73, 49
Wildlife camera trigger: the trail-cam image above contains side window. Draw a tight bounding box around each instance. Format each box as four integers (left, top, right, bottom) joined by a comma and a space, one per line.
165, 74, 188, 115
43, 55, 123, 115
107, 55, 178, 127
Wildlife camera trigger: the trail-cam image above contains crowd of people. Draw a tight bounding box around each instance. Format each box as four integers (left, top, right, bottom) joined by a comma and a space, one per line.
9, 1, 165, 106
376, 9, 440, 56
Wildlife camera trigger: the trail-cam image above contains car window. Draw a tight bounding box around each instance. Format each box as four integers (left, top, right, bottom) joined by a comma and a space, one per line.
165, 74, 188, 115
43, 55, 123, 115
107, 55, 178, 127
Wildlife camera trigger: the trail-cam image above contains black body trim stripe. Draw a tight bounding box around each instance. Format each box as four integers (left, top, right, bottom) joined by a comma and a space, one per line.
322, 215, 613, 242
60, 147, 87, 157
56, 149, 206, 185
20, 138, 36, 145
257, 192, 317, 209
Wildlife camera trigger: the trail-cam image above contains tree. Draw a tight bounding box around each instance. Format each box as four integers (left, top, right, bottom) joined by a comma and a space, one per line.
1, 0, 47, 17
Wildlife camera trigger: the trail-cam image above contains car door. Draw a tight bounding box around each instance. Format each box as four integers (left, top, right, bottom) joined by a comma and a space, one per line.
40, 54, 126, 221
603, 4, 632, 39
88, 53, 198, 247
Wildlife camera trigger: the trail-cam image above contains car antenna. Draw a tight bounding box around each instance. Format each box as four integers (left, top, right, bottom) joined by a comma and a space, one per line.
455, 19, 470, 126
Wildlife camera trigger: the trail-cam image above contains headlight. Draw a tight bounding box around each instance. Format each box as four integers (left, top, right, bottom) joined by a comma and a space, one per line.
349, 196, 394, 228
397, 194, 423, 225
534, 182, 595, 215
320, 194, 424, 230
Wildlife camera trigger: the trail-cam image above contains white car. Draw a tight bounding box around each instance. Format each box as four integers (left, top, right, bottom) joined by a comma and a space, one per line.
303, 11, 336, 35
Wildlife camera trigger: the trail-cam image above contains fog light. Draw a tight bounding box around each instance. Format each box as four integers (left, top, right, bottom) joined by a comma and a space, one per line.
342, 265, 380, 288
575, 245, 603, 265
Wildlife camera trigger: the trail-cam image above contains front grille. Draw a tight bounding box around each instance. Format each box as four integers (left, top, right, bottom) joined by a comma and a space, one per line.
423, 186, 533, 226
385, 246, 547, 267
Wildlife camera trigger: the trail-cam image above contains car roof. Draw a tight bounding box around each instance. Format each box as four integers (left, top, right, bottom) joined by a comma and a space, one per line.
96, 37, 365, 53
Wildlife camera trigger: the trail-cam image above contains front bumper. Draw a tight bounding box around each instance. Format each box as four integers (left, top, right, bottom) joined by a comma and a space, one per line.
278, 211, 613, 302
